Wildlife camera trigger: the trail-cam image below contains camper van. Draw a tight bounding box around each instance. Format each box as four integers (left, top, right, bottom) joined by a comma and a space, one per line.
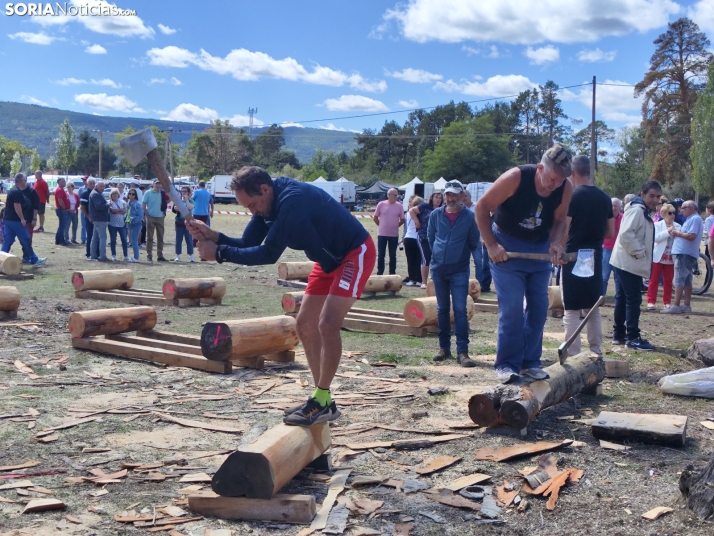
401, 182, 434, 211
465, 182, 493, 202
309, 177, 356, 210
207, 175, 234, 204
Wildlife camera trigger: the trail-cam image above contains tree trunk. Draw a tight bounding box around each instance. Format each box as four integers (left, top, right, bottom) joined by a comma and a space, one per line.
469, 352, 605, 429
71, 269, 134, 291
680, 457, 714, 520
0, 286, 20, 311
68, 306, 157, 338
282, 292, 304, 314
548, 286, 562, 310
278, 262, 314, 280
0, 252, 22, 276
363, 275, 402, 293
162, 277, 226, 300
403, 296, 475, 327
211, 423, 331, 499
201, 316, 299, 362
426, 279, 481, 301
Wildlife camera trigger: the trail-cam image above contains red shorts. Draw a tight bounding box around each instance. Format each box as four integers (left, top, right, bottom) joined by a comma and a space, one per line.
305, 236, 376, 299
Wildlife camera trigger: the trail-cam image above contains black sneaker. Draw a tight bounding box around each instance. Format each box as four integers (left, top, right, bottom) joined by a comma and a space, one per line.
626, 337, 655, 351
457, 352, 476, 368
433, 348, 452, 362
157, 257, 168, 262
283, 398, 340, 426
283, 398, 312, 416
612, 337, 626, 345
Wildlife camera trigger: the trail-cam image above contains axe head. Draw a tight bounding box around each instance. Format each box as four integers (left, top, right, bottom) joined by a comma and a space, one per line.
120, 128, 158, 167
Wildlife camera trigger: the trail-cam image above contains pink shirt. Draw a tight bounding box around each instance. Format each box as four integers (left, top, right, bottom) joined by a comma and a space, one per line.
603, 212, 623, 251
374, 200, 404, 237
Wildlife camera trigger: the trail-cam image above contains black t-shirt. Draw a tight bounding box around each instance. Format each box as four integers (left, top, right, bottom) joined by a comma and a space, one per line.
3, 186, 38, 222
565, 185, 613, 252
80, 187, 93, 210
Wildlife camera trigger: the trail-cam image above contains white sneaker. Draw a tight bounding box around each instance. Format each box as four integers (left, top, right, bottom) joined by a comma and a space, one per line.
420, 283, 427, 289
681, 305, 692, 313
124, 257, 130, 262
521, 367, 550, 380
174, 256, 181, 262
495, 367, 519, 384
189, 255, 195, 262
660, 305, 683, 314
112, 256, 117, 261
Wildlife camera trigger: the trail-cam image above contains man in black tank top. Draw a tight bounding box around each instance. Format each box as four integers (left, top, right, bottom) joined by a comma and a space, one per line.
476, 144, 573, 384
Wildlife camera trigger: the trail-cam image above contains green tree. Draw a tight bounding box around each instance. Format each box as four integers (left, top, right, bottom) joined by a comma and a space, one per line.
538, 81, 569, 146
422, 115, 513, 183
74, 130, 118, 176
512, 89, 543, 163
635, 17, 713, 185
571, 121, 616, 158
30, 149, 41, 172
691, 61, 714, 195
10, 151, 22, 175
55, 118, 77, 174
597, 126, 648, 197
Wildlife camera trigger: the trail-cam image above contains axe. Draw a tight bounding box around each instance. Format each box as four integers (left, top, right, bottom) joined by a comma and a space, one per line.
119, 128, 192, 220
557, 295, 605, 365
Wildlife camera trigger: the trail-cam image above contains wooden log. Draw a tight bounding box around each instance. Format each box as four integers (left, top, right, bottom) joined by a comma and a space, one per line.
68, 306, 157, 338
188, 491, 316, 524
282, 292, 304, 314
211, 423, 331, 499
0, 286, 20, 312
548, 286, 562, 310
469, 352, 605, 429
162, 277, 226, 300
0, 252, 22, 276
427, 279, 481, 301
363, 275, 402, 293
71, 269, 134, 291
278, 262, 314, 280
679, 456, 714, 520
201, 315, 299, 362
592, 411, 687, 447
402, 296, 475, 327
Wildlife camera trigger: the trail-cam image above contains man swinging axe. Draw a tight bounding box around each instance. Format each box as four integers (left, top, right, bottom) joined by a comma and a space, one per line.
187, 166, 375, 427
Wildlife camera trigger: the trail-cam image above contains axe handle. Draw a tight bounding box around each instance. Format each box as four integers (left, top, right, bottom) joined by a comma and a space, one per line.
506, 251, 576, 262
146, 149, 193, 220
557, 295, 605, 365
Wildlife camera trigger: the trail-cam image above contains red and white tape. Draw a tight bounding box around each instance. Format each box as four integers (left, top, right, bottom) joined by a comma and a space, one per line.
214, 210, 373, 219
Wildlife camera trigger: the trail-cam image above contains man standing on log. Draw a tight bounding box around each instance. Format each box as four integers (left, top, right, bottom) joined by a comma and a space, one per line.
609, 180, 661, 350
428, 180, 480, 367
560, 156, 614, 357
476, 144, 573, 384
188, 166, 375, 426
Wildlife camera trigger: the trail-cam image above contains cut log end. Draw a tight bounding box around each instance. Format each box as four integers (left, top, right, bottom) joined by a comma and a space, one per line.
212, 451, 274, 499
468, 394, 500, 427
201, 322, 233, 361
0, 252, 22, 276
0, 286, 21, 312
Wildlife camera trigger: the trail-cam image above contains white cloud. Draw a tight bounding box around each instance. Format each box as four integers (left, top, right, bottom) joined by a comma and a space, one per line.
161, 103, 219, 123
524, 45, 559, 65
170, 77, 182, 86
577, 48, 617, 62
74, 93, 143, 112
146, 46, 387, 91
55, 77, 88, 85
689, 0, 714, 37
398, 99, 419, 108
227, 114, 265, 127
148, 78, 165, 85
601, 112, 642, 125
21, 95, 48, 106
32, 0, 155, 39
322, 95, 389, 112
281, 122, 305, 128
91, 78, 121, 88
487, 45, 500, 58
380, 0, 680, 44
462, 45, 480, 56
319, 123, 361, 133
54, 77, 121, 88
561, 79, 642, 122
157, 23, 177, 35
8, 32, 61, 45
85, 44, 106, 54
388, 68, 442, 83
434, 74, 536, 97
153, 109, 167, 115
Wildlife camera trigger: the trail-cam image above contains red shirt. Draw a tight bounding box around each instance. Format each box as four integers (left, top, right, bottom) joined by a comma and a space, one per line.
54, 186, 70, 210
34, 177, 50, 204
603, 212, 623, 251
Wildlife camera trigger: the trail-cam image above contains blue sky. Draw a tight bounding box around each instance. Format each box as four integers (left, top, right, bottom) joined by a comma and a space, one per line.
2, 0, 714, 135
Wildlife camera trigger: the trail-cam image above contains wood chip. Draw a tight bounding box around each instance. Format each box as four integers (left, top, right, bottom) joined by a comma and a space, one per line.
495, 480, 519, 507
430, 492, 480, 510
394, 524, 414, 536
0, 479, 33, 491
14, 360, 34, 374
352, 498, 383, 515
444, 473, 492, 491
154, 413, 243, 434
543, 470, 573, 510
474, 440, 573, 462
641, 506, 673, 520
33, 433, 58, 443
700, 421, 714, 430
22, 498, 66, 513
27, 486, 53, 495
65, 514, 83, 524
178, 473, 212, 483
416, 455, 461, 475
177, 485, 204, 494
35, 416, 100, 436
0, 460, 41, 472
350, 475, 387, 487
599, 439, 631, 451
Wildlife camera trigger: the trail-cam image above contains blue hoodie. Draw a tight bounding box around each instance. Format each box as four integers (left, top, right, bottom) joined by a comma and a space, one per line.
427, 206, 480, 275
216, 177, 369, 272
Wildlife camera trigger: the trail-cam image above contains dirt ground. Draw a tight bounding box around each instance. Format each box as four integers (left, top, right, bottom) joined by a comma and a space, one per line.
0, 207, 713, 536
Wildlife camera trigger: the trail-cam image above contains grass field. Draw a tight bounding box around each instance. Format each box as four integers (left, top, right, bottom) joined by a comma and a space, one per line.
0, 208, 713, 535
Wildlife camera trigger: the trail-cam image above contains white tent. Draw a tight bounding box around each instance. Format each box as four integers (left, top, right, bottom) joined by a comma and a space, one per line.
398, 176, 423, 191
336, 177, 349, 182
313, 176, 327, 182
433, 177, 447, 190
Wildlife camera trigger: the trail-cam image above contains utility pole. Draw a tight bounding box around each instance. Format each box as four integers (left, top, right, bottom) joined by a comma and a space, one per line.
590, 75, 596, 182
247, 107, 258, 138
98, 131, 103, 178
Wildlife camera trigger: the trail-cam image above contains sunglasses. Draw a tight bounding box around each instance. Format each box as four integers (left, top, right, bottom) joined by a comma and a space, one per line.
667, 211, 675, 215
444, 182, 462, 189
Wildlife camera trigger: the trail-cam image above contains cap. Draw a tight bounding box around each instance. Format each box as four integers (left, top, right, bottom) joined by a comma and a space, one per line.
443, 180, 464, 195
544, 143, 573, 176
130, 178, 140, 185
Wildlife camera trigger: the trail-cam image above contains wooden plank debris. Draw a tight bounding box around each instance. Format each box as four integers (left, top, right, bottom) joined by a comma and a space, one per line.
591, 412, 687, 447
22, 499, 66, 513
416, 456, 461, 475
0, 460, 41, 472
444, 473, 492, 492
641, 506, 673, 520
347, 433, 467, 451
154, 413, 243, 434
310, 469, 351, 531
473, 440, 573, 462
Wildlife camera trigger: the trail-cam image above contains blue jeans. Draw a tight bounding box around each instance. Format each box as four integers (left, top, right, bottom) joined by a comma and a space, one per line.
90, 221, 108, 260
612, 267, 643, 341
431, 268, 470, 353
1, 220, 38, 263
55, 209, 69, 245
490, 225, 551, 372
377, 235, 398, 275
602, 248, 619, 295
109, 225, 128, 258
66, 212, 78, 242
480, 242, 492, 291
81, 213, 88, 242
129, 222, 142, 259
175, 225, 194, 255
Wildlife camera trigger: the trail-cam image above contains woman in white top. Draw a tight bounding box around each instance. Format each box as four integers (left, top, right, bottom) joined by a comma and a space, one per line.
108, 188, 129, 262
402, 196, 423, 286
648, 203, 681, 310
65, 182, 80, 244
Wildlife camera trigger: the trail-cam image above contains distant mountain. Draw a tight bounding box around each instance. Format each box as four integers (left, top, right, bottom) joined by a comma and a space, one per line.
0, 101, 358, 163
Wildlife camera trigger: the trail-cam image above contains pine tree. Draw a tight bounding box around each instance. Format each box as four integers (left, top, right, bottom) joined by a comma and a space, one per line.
55, 118, 77, 174
691, 61, 714, 195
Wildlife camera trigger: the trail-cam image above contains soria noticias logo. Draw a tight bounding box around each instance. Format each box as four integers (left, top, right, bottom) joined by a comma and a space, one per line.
5, 3, 137, 16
